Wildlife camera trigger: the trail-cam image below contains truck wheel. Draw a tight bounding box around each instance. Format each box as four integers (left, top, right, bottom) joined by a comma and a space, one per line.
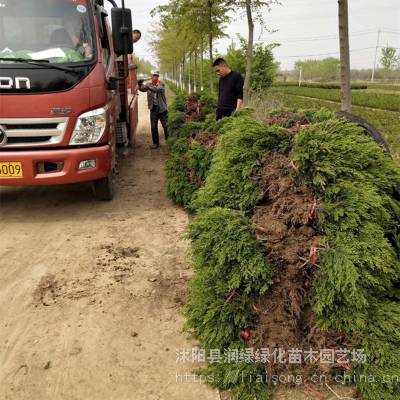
92, 169, 116, 201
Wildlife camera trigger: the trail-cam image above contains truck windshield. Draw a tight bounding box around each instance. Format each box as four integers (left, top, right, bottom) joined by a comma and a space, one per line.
0, 0, 95, 64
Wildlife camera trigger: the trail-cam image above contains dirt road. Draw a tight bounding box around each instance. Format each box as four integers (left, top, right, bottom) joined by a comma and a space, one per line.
0, 94, 218, 400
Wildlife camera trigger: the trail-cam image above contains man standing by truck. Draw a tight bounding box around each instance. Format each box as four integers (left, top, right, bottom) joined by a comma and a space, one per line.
213, 58, 244, 120
138, 71, 168, 149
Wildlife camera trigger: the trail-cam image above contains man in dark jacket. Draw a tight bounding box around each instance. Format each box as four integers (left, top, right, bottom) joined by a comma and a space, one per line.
138, 71, 168, 149
213, 58, 244, 120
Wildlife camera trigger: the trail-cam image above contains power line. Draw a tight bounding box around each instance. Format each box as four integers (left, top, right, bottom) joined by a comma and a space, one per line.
381, 30, 400, 35
256, 31, 376, 44
276, 46, 377, 59
276, 45, 400, 60
255, 28, 400, 44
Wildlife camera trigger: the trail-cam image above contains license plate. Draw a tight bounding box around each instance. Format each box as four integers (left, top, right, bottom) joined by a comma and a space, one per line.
0, 162, 23, 178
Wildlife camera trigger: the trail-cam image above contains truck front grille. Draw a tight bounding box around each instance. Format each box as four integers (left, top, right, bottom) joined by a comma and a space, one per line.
7, 136, 52, 144
0, 118, 69, 148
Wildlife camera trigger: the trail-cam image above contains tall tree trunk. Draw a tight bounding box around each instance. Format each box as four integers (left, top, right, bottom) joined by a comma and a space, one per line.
189, 53, 192, 94
179, 62, 182, 89
194, 50, 198, 92
244, 0, 254, 105
208, 0, 214, 93
173, 60, 177, 85
200, 41, 204, 91
338, 0, 351, 111
182, 57, 186, 91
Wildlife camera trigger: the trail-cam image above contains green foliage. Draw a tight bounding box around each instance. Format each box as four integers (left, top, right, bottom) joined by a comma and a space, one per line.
198, 91, 218, 119
312, 242, 369, 332
152, 0, 231, 91
318, 181, 392, 234
184, 207, 274, 399
294, 57, 340, 82
292, 114, 400, 342
292, 118, 400, 192
136, 57, 155, 75
310, 107, 337, 122
173, 121, 205, 143
354, 301, 400, 400
166, 137, 197, 206
225, 40, 247, 76
251, 44, 280, 90
187, 142, 214, 182
167, 97, 261, 208
185, 207, 273, 349
380, 46, 400, 71
167, 89, 400, 399
312, 226, 400, 333
224, 37, 279, 90
166, 91, 220, 206
191, 118, 291, 211
367, 83, 400, 92
170, 92, 186, 112
201, 362, 272, 400
168, 110, 186, 134
273, 91, 400, 162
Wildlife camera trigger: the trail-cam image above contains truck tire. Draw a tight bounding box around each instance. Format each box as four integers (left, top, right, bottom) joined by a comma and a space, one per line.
92, 169, 116, 201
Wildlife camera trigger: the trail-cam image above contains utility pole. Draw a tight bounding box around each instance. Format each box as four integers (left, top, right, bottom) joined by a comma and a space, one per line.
298, 66, 303, 86
338, 0, 352, 112
371, 28, 381, 82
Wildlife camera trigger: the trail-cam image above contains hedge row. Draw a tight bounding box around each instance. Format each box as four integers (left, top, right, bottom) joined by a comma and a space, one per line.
275, 81, 400, 92
166, 95, 400, 399
274, 81, 368, 90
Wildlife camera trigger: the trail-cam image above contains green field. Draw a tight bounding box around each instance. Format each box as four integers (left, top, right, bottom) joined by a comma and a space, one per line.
271, 90, 400, 162
367, 83, 400, 92
276, 86, 400, 112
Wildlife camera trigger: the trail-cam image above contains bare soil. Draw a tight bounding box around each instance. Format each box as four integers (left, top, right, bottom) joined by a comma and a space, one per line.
185, 95, 202, 122
189, 132, 218, 150
0, 94, 218, 400
251, 155, 326, 369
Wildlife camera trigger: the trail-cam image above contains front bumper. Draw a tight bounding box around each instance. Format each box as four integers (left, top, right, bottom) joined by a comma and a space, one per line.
0, 145, 112, 186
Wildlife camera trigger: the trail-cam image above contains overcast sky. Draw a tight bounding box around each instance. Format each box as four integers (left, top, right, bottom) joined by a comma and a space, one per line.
108, 0, 400, 71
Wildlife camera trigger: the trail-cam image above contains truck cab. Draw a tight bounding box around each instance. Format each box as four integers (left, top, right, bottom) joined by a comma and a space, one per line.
0, 0, 138, 200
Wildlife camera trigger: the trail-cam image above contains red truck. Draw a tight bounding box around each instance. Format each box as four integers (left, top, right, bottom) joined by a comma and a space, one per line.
0, 0, 138, 200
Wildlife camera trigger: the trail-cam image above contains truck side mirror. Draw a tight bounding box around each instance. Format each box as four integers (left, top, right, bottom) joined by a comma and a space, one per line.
111, 8, 133, 56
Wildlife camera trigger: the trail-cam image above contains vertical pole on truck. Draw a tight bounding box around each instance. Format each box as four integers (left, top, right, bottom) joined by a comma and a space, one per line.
121, 0, 129, 80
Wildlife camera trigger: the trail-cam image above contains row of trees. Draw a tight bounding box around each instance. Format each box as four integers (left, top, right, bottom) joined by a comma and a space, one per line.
150, 0, 357, 112
150, 0, 280, 103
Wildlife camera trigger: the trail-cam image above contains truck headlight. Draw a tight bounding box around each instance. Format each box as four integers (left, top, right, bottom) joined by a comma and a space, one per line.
70, 107, 107, 145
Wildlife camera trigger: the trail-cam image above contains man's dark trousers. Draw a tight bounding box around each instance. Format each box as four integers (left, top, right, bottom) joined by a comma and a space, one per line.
150, 105, 169, 145
216, 108, 235, 120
